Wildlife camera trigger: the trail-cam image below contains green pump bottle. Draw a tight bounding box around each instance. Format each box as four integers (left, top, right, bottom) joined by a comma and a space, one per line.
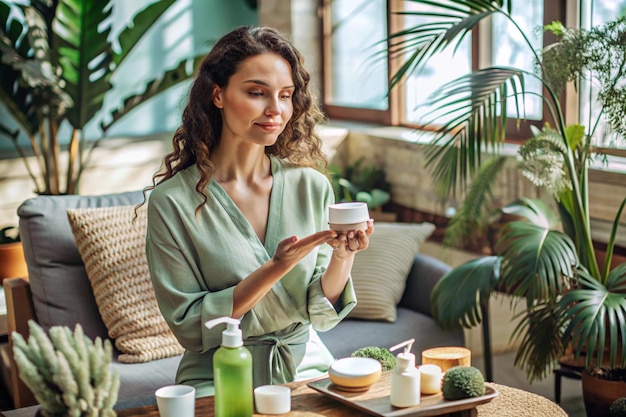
205, 317, 253, 417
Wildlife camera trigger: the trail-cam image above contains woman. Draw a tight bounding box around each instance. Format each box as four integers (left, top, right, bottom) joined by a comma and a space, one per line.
145, 26, 373, 397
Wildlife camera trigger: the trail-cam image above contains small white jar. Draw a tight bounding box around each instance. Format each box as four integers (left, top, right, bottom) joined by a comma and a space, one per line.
254, 385, 291, 414
328, 202, 370, 232
419, 364, 443, 394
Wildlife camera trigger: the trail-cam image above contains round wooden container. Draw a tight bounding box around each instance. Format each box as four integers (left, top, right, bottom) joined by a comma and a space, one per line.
421, 347, 471, 372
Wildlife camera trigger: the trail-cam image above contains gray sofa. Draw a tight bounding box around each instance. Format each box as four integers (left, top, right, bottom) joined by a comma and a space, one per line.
5, 191, 463, 411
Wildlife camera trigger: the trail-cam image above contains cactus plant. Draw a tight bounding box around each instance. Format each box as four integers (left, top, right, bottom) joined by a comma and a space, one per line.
12, 320, 120, 417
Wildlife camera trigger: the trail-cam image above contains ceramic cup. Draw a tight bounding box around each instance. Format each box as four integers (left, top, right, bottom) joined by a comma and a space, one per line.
155, 384, 196, 417
254, 385, 291, 414
328, 202, 370, 232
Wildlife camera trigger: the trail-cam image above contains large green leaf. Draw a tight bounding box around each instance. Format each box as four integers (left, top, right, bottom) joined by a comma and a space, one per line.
423, 67, 524, 196
500, 197, 560, 229
496, 221, 578, 302
52, 0, 179, 130
431, 256, 501, 329
0, 4, 48, 134
510, 301, 563, 382
558, 265, 626, 370
53, 0, 113, 129
0, 40, 37, 135
113, 0, 176, 66
101, 54, 205, 132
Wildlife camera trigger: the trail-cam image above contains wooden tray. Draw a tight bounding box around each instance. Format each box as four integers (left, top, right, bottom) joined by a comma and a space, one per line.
307, 372, 498, 417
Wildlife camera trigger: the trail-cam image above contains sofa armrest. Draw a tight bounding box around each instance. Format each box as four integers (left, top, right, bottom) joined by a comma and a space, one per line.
3, 277, 37, 408
398, 254, 452, 318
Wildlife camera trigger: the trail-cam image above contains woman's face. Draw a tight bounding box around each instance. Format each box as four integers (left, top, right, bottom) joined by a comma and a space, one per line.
213, 52, 295, 147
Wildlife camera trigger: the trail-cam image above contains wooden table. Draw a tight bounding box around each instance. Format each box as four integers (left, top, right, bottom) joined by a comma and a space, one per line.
1, 379, 567, 417
120, 376, 485, 417
120, 381, 389, 417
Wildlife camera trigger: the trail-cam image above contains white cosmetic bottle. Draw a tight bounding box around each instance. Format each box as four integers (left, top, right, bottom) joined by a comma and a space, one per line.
389, 338, 420, 407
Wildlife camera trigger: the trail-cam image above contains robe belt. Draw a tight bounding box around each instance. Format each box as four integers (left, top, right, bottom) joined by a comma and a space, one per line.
245, 324, 310, 386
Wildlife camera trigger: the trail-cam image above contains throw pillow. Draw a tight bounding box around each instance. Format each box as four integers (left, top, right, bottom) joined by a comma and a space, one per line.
67, 205, 184, 363
347, 222, 436, 322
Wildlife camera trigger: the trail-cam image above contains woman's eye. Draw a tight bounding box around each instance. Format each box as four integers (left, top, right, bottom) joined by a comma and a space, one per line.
248, 91, 263, 97
280, 94, 291, 100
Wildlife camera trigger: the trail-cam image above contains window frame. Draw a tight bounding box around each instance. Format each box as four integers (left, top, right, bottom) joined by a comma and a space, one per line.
321, 0, 568, 139
321, 0, 398, 125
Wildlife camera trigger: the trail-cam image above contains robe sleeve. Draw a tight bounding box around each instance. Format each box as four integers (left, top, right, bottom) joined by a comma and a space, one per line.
146, 192, 234, 354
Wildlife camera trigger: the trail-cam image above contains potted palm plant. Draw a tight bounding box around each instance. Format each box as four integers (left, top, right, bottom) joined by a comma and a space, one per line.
0, 0, 205, 195
386, 1, 626, 415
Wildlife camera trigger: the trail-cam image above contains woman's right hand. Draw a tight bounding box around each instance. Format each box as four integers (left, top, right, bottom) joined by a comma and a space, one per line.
233, 230, 337, 317
272, 230, 337, 269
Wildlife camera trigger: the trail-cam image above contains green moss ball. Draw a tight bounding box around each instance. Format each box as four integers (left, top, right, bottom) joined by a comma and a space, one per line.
610, 397, 626, 417
442, 366, 485, 400
351, 346, 397, 371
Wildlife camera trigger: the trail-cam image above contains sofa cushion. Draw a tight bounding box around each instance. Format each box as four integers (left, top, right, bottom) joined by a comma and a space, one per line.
113, 355, 182, 410
320, 306, 465, 360
347, 222, 435, 322
67, 205, 184, 364
18, 191, 145, 341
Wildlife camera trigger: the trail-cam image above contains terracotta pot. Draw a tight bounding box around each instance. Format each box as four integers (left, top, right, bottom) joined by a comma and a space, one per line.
582, 369, 626, 417
0, 241, 28, 281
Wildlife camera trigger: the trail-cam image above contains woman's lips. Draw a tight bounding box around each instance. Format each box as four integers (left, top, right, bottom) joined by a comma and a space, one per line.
255, 122, 281, 132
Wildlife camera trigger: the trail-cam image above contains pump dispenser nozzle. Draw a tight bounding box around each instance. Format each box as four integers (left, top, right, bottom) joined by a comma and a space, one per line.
205, 317, 243, 348
390, 338, 416, 368
390, 338, 415, 355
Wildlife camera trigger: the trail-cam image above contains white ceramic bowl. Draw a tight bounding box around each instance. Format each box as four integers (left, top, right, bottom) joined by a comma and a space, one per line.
328, 357, 382, 391
328, 202, 370, 232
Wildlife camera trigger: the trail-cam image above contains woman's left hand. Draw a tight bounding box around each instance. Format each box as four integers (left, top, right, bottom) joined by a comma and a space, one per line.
328, 219, 374, 258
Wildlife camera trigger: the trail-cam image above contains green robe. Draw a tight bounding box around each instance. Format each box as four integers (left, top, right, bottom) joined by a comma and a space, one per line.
146, 156, 356, 397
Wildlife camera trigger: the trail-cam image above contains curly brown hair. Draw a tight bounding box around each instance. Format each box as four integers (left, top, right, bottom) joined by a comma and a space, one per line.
145, 26, 327, 211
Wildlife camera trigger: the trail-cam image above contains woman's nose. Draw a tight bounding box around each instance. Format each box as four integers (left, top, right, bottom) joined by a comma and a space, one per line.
265, 97, 281, 115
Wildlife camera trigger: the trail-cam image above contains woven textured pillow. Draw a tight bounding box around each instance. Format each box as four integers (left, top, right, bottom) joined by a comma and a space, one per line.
347, 222, 436, 322
67, 205, 184, 363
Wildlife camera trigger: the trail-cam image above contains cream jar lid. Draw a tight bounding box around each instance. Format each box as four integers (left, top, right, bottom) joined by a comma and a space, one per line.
328, 202, 370, 224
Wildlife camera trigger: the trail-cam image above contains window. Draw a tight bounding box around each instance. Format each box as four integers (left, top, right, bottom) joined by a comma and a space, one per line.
322, 0, 391, 124
323, 0, 626, 144
324, 0, 388, 110
580, 0, 626, 155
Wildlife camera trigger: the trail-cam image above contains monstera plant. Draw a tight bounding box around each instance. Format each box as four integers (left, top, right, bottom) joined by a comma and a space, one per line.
0, 0, 204, 195
386, 0, 626, 389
